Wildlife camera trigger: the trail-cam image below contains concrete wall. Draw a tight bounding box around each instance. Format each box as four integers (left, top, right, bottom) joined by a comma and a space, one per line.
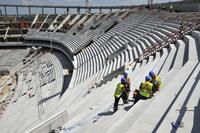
26, 110, 68, 133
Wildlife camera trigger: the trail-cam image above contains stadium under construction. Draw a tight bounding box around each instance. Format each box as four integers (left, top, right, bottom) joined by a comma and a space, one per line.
0, 1, 200, 133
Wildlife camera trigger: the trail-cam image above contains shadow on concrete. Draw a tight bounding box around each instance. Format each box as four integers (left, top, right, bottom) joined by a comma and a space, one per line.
60, 75, 71, 97
124, 104, 133, 111
38, 91, 61, 105
152, 65, 199, 133
97, 111, 113, 116
191, 98, 200, 133
170, 71, 200, 133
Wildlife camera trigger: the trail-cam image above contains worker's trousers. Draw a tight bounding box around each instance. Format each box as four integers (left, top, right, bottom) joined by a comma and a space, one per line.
134, 93, 148, 104
114, 92, 128, 110
114, 96, 120, 110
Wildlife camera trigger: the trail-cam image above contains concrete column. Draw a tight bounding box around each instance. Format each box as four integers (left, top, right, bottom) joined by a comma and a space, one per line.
42, 7, 44, 14
0, 9, 2, 16
54, 7, 57, 14
77, 7, 80, 14
198, 3, 200, 12
4, 6, 7, 16
67, 8, 69, 14
16, 6, 19, 17
88, 8, 91, 13
28, 6, 31, 15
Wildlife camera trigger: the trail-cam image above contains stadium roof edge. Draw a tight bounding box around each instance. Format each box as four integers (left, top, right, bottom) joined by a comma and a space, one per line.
0, 4, 137, 9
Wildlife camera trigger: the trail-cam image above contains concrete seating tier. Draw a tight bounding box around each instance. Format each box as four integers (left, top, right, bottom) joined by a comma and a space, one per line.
72, 11, 181, 87
0, 49, 30, 71
24, 12, 121, 54
58, 33, 200, 133
0, 52, 64, 133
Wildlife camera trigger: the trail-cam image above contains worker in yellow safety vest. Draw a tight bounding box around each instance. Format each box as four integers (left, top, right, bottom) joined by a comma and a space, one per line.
134, 76, 153, 104
113, 77, 128, 112
149, 71, 162, 93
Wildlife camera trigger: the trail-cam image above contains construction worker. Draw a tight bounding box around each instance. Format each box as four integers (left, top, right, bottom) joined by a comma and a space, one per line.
123, 72, 131, 100
149, 71, 162, 93
170, 5, 173, 13
179, 22, 185, 37
113, 77, 128, 112
134, 76, 153, 104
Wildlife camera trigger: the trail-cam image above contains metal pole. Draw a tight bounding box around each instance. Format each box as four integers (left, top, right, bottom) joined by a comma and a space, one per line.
42, 7, 44, 14
54, 7, 57, 14
88, 8, 91, 13
4, 6, 7, 16
85, 0, 89, 13
28, 6, 31, 15
16, 6, 19, 17
50, 33, 53, 53
77, 7, 80, 14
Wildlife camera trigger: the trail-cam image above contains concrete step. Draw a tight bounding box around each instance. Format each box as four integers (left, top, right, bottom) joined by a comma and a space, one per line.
159, 44, 177, 78
126, 60, 198, 133
157, 64, 200, 133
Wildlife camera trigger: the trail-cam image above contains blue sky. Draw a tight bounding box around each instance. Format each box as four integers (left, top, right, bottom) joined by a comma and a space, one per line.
0, 0, 181, 15
1, 0, 181, 6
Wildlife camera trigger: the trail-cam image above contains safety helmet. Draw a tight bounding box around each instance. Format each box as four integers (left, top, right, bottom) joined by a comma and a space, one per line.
145, 76, 151, 81
149, 71, 155, 78
121, 77, 127, 83
124, 72, 128, 77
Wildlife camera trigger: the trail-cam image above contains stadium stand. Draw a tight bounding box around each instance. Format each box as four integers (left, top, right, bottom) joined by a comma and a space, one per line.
71, 11, 183, 88
57, 32, 200, 133
0, 7, 199, 133
0, 15, 33, 41
0, 51, 69, 132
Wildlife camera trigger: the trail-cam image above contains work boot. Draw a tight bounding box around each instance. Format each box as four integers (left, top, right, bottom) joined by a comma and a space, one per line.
113, 107, 118, 113
123, 100, 129, 104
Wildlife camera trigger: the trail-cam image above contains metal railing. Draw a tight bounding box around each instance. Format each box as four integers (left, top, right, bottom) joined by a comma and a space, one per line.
135, 20, 199, 63
0, 4, 136, 15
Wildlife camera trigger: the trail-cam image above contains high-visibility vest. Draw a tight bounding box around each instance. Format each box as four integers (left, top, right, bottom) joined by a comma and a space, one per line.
139, 81, 153, 98
114, 83, 125, 98
151, 76, 162, 88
